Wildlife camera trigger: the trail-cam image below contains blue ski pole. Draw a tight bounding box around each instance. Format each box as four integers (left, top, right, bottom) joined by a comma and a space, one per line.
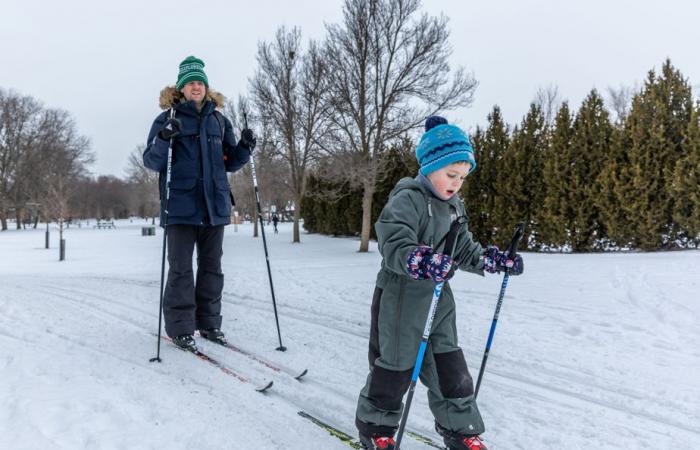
474, 221, 525, 398
395, 216, 468, 450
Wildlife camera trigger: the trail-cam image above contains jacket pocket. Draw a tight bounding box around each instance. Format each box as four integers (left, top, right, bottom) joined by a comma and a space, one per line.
213, 177, 231, 217
167, 177, 198, 217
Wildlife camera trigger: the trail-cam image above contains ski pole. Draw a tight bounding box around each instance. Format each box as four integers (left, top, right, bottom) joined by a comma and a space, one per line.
243, 112, 286, 352
474, 221, 525, 398
395, 216, 468, 450
150, 107, 176, 363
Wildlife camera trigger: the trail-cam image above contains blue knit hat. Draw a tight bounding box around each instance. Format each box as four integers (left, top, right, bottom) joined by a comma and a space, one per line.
416, 116, 476, 176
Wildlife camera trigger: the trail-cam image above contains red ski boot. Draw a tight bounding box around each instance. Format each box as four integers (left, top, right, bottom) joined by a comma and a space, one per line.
359, 433, 396, 450
436, 422, 488, 450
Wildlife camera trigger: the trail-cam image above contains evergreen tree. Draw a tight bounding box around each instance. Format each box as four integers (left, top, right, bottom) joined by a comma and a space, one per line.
299, 173, 320, 233
540, 102, 574, 248
301, 169, 362, 235
373, 136, 419, 238
494, 103, 547, 248
596, 123, 634, 248
608, 59, 694, 249
462, 106, 510, 245
304, 59, 698, 250
463, 126, 487, 244
568, 90, 613, 250
671, 102, 700, 245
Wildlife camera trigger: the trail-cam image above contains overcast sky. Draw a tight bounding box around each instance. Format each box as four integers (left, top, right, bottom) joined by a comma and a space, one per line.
2, 0, 698, 177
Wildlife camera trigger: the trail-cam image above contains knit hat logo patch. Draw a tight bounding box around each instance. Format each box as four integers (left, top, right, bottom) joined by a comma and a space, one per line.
179, 63, 203, 74
176, 56, 209, 90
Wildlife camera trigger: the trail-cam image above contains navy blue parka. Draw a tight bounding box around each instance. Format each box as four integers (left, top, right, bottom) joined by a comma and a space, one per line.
144, 87, 250, 226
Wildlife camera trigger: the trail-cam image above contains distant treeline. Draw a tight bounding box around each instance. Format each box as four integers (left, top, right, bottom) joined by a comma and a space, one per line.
301, 60, 700, 251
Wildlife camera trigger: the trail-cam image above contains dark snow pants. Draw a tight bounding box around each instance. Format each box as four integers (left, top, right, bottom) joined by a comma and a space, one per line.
163, 224, 225, 338
356, 285, 485, 438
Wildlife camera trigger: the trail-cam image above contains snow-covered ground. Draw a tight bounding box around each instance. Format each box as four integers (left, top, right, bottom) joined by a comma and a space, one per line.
1, 219, 699, 449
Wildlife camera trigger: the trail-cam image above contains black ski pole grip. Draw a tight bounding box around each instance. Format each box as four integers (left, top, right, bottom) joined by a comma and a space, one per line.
443, 216, 468, 257
506, 222, 525, 257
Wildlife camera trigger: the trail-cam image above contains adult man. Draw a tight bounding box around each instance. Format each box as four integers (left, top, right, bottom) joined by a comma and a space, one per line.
144, 56, 255, 351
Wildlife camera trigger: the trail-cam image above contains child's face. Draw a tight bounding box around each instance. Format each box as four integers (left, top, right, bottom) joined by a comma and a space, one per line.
426, 162, 471, 200
180, 80, 206, 104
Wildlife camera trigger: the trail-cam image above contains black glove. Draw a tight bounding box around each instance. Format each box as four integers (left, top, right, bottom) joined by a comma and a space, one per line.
158, 117, 182, 140
239, 128, 257, 151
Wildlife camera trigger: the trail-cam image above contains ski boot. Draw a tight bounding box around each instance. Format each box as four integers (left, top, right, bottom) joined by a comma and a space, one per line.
359, 433, 396, 450
172, 334, 197, 352
436, 422, 488, 450
199, 328, 227, 345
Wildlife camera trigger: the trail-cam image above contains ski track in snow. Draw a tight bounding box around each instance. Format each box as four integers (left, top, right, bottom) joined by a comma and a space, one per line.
1, 221, 699, 449
229, 280, 700, 440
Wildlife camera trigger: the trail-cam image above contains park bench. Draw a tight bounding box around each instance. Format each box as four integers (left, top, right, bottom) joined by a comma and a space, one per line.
94, 220, 116, 229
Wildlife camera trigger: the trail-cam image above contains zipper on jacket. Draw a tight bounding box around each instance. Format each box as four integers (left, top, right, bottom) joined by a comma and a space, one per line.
394, 278, 406, 365
427, 198, 434, 247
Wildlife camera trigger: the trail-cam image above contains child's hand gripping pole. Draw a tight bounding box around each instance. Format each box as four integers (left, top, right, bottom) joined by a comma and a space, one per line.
395, 216, 469, 449
474, 221, 525, 398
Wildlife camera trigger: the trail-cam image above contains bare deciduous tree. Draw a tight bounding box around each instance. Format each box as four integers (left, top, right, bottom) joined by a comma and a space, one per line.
1, 90, 94, 239
323, 0, 477, 251
250, 26, 331, 242
40, 109, 93, 259
224, 96, 291, 238
0, 89, 42, 230
606, 84, 635, 124
126, 145, 159, 221
534, 84, 562, 125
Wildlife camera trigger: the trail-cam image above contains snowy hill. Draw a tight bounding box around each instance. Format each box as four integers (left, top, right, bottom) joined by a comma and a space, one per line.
1, 220, 699, 449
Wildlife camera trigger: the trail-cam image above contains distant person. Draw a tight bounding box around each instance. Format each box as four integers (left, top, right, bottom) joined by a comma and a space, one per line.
143, 56, 256, 351
272, 213, 279, 234
354, 116, 523, 450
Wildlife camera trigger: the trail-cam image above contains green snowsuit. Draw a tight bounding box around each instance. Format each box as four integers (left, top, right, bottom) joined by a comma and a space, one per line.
356, 177, 486, 438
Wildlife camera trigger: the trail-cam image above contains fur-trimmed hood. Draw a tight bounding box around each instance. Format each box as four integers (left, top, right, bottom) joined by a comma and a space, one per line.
158, 85, 225, 110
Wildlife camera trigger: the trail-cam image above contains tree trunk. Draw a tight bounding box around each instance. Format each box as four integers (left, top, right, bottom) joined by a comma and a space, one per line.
293, 193, 302, 243
15, 207, 22, 230
59, 218, 65, 261
253, 205, 260, 237
359, 178, 374, 252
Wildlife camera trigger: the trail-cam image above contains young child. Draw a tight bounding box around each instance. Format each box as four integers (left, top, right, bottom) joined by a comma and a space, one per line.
355, 116, 524, 450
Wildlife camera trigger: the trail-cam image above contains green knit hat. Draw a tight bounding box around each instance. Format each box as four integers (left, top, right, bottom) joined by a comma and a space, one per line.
176, 56, 209, 90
